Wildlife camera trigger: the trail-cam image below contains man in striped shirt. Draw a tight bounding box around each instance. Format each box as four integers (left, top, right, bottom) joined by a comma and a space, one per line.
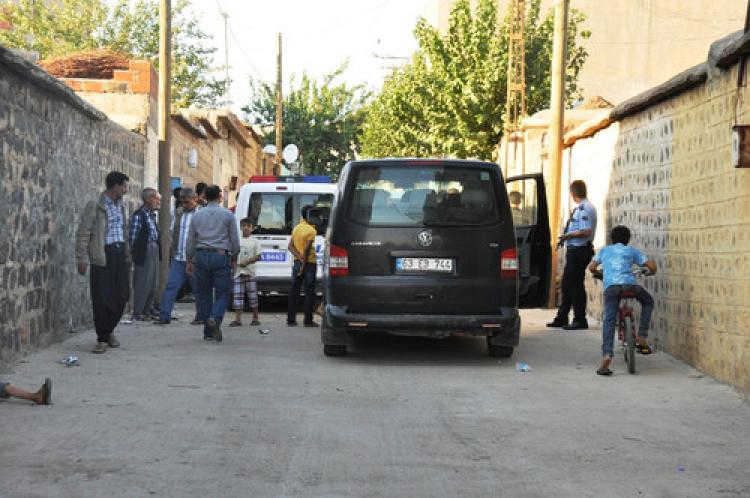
154, 188, 202, 325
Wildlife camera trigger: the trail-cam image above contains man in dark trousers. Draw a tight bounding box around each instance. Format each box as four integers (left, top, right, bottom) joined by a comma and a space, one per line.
287, 205, 319, 327
129, 188, 162, 321
76, 171, 131, 354
547, 180, 598, 330
186, 185, 240, 342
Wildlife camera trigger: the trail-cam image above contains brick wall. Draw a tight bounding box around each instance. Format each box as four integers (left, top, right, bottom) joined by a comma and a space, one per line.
561, 64, 750, 390
0, 48, 146, 369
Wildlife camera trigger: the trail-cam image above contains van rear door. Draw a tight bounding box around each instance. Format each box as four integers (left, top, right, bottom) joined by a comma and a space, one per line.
505, 173, 551, 308
331, 161, 515, 315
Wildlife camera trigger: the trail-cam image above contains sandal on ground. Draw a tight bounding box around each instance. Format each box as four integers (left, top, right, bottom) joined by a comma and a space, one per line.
596, 367, 613, 376
636, 343, 653, 355
250, 319, 261, 326
41, 377, 52, 405
228, 320, 242, 327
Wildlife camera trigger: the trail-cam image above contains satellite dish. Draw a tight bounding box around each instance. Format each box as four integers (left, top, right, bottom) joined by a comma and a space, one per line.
283, 144, 299, 164
263, 144, 276, 155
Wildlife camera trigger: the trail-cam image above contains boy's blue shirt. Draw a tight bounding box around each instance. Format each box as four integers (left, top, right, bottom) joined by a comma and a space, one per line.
592, 243, 648, 289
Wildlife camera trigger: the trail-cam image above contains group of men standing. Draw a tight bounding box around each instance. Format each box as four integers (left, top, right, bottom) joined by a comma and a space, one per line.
75, 173, 243, 351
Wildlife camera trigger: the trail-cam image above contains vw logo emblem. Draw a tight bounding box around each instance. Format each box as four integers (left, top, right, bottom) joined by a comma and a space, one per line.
417, 230, 433, 247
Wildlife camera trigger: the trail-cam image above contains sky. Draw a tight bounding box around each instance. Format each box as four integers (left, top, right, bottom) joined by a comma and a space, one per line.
189, 0, 432, 116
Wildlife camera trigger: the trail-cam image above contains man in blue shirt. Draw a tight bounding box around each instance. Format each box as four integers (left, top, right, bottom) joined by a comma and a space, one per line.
547, 180, 597, 330
589, 225, 657, 375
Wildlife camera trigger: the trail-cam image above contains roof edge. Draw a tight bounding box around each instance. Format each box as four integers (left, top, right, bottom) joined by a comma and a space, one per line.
0, 44, 106, 121
610, 63, 707, 122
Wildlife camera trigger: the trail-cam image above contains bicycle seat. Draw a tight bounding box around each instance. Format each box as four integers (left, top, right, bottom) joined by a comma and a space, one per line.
619, 291, 637, 298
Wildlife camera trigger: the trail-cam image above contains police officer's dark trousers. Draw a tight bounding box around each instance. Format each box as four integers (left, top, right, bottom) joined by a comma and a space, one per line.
556, 245, 594, 322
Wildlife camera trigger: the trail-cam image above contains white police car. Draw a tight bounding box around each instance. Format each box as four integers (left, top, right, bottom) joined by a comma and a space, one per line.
234, 175, 336, 296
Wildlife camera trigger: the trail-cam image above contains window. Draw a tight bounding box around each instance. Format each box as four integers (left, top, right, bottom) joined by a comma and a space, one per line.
505, 179, 538, 226
349, 166, 500, 227
248, 193, 293, 235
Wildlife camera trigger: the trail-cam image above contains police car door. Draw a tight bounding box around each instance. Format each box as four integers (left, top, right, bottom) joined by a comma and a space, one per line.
506, 173, 551, 307
248, 189, 294, 288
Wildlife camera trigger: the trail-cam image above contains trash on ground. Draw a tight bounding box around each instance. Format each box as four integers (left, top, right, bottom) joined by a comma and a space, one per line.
677, 466, 686, 472
515, 362, 532, 372
121, 319, 134, 325
58, 355, 80, 367
258, 329, 271, 335
336, 387, 343, 392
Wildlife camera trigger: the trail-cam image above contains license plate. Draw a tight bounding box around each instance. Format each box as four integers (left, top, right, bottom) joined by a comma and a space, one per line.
260, 251, 287, 262
396, 257, 454, 273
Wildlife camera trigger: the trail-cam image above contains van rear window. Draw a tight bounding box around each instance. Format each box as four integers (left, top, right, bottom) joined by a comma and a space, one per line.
348, 166, 500, 226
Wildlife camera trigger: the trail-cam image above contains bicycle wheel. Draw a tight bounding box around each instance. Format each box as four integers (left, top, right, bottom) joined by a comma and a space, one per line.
624, 316, 636, 374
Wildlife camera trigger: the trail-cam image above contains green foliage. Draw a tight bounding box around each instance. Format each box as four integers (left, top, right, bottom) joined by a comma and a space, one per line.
243, 64, 370, 178
361, 0, 589, 160
0, 0, 225, 107
0, 0, 107, 57
101, 0, 225, 107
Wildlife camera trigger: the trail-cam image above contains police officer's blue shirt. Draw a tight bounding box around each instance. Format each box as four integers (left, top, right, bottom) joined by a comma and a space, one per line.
592, 243, 649, 289
565, 199, 597, 247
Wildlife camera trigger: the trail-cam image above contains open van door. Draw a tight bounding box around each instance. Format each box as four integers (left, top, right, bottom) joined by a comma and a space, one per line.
506, 174, 551, 308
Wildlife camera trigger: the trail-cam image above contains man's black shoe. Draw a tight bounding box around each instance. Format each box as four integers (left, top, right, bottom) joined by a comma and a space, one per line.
303, 321, 319, 328
287, 322, 298, 327
563, 320, 589, 330
207, 319, 222, 342
546, 318, 569, 328
153, 319, 170, 325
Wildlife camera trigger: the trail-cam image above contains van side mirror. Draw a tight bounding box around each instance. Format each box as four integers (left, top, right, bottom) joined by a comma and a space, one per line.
306, 207, 330, 226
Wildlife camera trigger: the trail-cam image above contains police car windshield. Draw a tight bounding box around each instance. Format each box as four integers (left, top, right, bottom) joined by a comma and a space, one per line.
348, 166, 500, 227
248, 193, 333, 235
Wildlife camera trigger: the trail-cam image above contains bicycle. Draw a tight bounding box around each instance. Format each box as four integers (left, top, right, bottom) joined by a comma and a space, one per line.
593, 267, 653, 374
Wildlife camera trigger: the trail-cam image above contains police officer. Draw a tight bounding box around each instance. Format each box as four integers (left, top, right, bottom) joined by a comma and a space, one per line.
547, 180, 597, 330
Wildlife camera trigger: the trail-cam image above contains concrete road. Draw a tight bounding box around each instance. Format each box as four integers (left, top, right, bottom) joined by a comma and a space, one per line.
1, 304, 749, 498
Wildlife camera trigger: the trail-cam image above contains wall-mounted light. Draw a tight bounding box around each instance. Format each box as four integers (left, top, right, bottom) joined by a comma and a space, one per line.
187, 147, 198, 169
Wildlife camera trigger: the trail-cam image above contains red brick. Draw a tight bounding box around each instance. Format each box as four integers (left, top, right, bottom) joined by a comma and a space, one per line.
129, 60, 153, 73
113, 70, 132, 82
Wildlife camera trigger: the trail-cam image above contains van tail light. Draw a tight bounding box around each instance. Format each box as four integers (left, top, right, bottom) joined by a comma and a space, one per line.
500, 248, 518, 278
329, 245, 349, 276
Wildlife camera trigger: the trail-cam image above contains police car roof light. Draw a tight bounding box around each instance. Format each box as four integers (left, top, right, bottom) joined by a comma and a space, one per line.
249, 175, 277, 183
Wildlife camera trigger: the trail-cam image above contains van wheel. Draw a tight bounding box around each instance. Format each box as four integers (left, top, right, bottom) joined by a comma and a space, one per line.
324, 344, 347, 357
488, 344, 514, 358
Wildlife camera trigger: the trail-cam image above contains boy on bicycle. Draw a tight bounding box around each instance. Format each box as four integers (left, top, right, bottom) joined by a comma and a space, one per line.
588, 225, 657, 376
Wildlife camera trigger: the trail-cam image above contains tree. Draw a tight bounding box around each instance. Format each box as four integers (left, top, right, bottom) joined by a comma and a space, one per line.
100, 0, 225, 107
243, 65, 370, 178
0, 0, 107, 57
0, 0, 225, 107
361, 0, 589, 160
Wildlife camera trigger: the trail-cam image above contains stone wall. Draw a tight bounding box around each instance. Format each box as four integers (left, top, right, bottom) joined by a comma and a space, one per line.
0, 46, 146, 368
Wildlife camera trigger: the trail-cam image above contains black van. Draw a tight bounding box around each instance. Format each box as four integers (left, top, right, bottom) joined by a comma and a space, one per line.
321, 159, 550, 357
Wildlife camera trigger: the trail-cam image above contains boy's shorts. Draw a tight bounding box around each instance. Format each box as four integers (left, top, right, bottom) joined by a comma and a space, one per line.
232, 275, 258, 309
0, 381, 9, 399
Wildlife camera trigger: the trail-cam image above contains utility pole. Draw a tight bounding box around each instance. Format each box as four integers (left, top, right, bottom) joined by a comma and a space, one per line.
546, 0, 569, 308
275, 33, 283, 175
221, 10, 230, 108
158, 0, 172, 292
504, 0, 527, 178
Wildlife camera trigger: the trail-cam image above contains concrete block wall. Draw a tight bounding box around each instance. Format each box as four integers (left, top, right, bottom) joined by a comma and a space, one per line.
570, 65, 750, 390
0, 61, 146, 368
